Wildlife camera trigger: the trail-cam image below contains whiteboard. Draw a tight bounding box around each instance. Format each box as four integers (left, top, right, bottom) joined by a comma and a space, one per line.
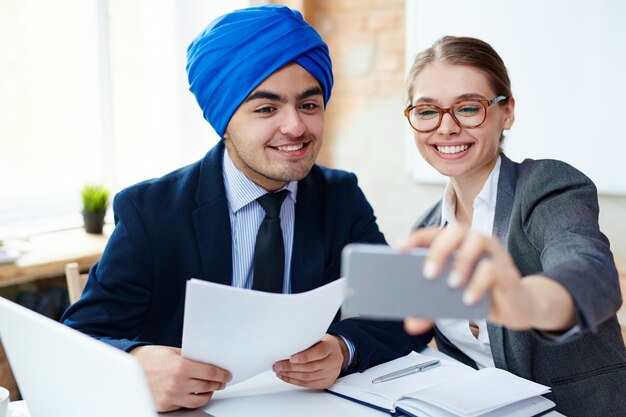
405, 0, 626, 195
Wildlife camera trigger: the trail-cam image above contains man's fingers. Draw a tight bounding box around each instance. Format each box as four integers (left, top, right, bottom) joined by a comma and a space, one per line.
185, 360, 232, 384
188, 379, 227, 395
276, 366, 327, 382
288, 336, 335, 364
275, 334, 343, 390
180, 391, 214, 410
274, 358, 321, 373
132, 345, 231, 412
276, 361, 337, 389
277, 373, 330, 389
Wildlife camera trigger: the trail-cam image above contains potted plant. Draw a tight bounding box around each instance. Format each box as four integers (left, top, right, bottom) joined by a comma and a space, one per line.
81, 184, 109, 234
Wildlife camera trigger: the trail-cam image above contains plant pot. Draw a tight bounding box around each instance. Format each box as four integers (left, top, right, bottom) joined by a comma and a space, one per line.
82, 211, 106, 234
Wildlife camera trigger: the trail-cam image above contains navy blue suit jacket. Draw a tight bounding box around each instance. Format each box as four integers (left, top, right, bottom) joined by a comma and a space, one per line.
63, 142, 424, 372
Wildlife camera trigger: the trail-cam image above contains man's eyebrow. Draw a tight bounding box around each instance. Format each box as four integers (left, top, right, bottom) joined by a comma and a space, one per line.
298, 87, 323, 100
244, 90, 286, 103
244, 87, 323, 104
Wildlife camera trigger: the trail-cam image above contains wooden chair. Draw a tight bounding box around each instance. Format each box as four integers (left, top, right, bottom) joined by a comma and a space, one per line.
65, 262, 89, 304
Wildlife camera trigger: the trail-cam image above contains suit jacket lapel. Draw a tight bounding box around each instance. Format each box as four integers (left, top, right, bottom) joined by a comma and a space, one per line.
192, 142, 232, 286
493, 154, 517, 246
290, 170, 325, 294
488, 154, 520, 370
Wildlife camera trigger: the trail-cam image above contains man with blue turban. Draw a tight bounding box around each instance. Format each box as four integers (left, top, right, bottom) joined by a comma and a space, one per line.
63, 5, 424, 412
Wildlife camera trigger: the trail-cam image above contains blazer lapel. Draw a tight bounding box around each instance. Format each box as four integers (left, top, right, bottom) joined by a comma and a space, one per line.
488, 154, 520, 370
487, 323, 507, 370
290, 170, 325, 294
192, 142, 232, 286
492, 154, 517, 245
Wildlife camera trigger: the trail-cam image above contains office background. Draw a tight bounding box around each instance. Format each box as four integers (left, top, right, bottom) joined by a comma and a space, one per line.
1, 0, 625, 263
1, 0, 625, 403
305, 0, 626, 264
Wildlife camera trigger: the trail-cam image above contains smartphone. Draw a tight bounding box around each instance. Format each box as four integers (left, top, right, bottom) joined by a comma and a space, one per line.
341, 243, 489, 320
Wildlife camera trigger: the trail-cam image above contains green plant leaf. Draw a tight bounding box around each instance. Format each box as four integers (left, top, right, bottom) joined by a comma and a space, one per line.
82, 184, 110, 213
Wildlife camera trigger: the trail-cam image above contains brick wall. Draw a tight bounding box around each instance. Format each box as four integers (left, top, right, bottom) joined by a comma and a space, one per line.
297, 0, 445, 242
269, 0, 406, 166
305, 0, 406, 166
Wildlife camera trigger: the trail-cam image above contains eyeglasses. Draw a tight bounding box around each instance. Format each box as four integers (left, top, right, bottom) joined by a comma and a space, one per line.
404, 95, 508, 133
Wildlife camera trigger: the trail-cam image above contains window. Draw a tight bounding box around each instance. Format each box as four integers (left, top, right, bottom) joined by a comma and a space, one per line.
0, 0, 107, 233
0, 0, 256, 237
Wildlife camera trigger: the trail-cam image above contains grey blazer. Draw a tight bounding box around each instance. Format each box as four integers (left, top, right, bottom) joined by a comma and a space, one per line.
415, 155, 626, 417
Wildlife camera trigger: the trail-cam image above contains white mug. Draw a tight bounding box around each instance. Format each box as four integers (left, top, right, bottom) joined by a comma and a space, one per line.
0, 386, 10, 417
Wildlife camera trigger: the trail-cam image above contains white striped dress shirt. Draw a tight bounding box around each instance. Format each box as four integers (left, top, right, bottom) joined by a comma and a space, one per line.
222, 148, 297, 292
222, 148, 357, 365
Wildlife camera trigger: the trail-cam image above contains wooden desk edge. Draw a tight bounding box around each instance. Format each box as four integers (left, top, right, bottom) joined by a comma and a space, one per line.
0, 255, 102, 288
0, 228, 110, 288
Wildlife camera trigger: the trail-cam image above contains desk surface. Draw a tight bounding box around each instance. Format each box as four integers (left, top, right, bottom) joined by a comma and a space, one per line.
8, 355, 566, 417
0, 227, 110, 287
7, 374, 566, 417
6, 372, 386, 417
200, 372, 385, 417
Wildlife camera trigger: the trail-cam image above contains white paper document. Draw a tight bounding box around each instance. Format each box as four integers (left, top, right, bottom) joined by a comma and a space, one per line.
181, 278, 346, 384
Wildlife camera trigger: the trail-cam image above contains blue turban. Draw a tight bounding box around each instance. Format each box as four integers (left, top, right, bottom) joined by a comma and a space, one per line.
187, 5, 333, 138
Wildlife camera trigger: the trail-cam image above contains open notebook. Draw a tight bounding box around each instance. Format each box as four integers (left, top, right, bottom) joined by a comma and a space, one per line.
327, 352, 555, 417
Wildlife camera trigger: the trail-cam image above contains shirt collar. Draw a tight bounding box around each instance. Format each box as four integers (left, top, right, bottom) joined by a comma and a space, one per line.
474, 155, 501, 210
440, 155, 502, 227
222, 147, 297, 214
440, 181, 457, 227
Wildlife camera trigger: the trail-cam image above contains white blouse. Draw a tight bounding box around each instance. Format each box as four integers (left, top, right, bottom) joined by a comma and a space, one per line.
435, 156, 502, 369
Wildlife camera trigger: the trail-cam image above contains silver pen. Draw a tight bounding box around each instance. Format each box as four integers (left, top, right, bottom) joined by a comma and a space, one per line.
371, 359, 441, 384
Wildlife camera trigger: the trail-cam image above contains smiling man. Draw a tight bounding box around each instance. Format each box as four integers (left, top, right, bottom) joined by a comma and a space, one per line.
223, 63, 325, 191
62, 5, 423, 413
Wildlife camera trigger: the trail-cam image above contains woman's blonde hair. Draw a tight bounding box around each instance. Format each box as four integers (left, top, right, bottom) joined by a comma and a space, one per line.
406, 36, 512, 106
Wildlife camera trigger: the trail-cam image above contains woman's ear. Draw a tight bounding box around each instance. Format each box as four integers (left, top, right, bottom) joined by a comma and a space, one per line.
503, 96, 516, 129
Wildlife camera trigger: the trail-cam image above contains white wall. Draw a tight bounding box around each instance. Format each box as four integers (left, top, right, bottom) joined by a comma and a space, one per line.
406, 0, 626, 195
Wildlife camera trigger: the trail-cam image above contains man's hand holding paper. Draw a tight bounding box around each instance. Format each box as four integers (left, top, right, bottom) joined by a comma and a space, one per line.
181, 278, 347, 386
273, 333, 347, 389
130, 345, 231, 412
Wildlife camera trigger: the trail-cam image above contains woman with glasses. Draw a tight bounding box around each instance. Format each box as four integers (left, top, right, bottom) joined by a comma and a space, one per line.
401, 36, 625, 417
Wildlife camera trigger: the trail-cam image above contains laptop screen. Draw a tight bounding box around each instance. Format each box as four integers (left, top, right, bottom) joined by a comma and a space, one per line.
0, 297, 157, 417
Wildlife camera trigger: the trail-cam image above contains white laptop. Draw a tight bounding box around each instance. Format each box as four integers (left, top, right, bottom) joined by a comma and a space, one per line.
0, 296, 158, 417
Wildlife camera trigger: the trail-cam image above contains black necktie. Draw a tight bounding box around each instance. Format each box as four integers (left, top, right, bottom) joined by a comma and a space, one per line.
252, 190, 288, 293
